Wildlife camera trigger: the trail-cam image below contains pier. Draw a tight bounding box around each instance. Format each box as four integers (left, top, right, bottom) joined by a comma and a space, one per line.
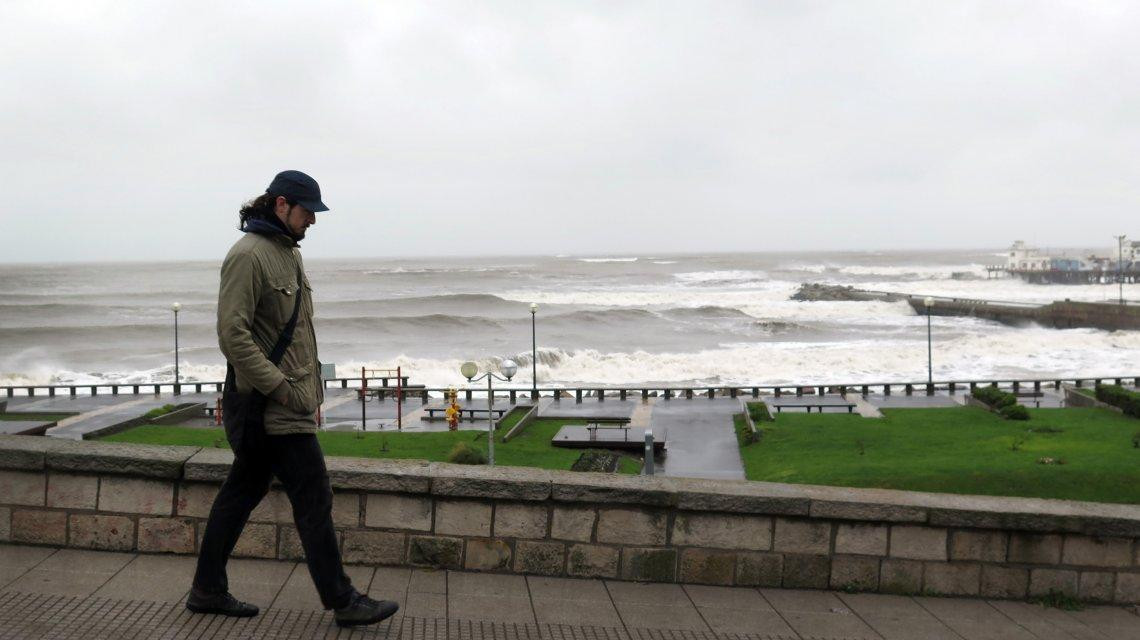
792, 283, 1140, 330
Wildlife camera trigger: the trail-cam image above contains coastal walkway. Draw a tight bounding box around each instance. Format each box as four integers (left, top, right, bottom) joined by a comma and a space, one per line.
3, 544, 1138, 639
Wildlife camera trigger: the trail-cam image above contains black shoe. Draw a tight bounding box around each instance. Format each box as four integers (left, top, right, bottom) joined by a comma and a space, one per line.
186, 591, 259, 617
334, 593, 399, 627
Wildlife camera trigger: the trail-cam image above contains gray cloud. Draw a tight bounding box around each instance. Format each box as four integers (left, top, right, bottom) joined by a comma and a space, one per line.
1, 1, 1137, 262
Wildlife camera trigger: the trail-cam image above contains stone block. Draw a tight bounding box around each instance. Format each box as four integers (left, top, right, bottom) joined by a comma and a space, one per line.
782, 554, 830, 589
494, 503, 548, 539
343, 530, 406, 565
1028, 568, 1078, 597
621, 547, 676, 582
249, 490, 292, 523
231, 523, 276, 559
429, 463, 552, 501
0, 470, 45, 506
0, 506, 9, 542
98, 477, 174, 516
325, 457, 431, 493
880, 559, 923, 595
0, 433, 54, 470
736, 552, 782, 587
465, 539, 512, 571
69, 514, 135, 551
950, 530, 1007, 562
980, 565, 1028, 599
434, 500, 491, 537
551, 506, 595, 542
1115, 573, 1140, 604
829, 555, 879, 591
1062, 535, 1132, 568
1078, 571, 1115, 603
834, 523, 888, 556
332, 492, 360, 528
1009, 533, 1062, 565
923, 562, 980, 596
11, 509, 66, 545
678, 548, 736, 585
47, 440, 198, 479
409, 535, 463, 569
810, 500, 926, 523
597, 508, 666, 545
889, 525, 947, 561
46, 473, 99, 510
552, 473, 675, 506
773, 518, 830, 555
181, 447, 234, 482
176, 483, 218, 518
671, 476, 809, 515
364, 493, 432, 531
672, 513, 771, 551
137, 517, 196, 554
515, 540, 565, 576
567, 544, 619, 578
278, 525, 304, 561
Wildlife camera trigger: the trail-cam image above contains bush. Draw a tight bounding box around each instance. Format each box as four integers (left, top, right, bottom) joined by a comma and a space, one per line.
143, 404, 178, 419
747, 401, 773, 422
1095, 384, 1140, 419
735, 414, 760, 446
571, 450, 621, 472
999, 404, 1030, 421
446, 442, 487, 465
972, 386, 1015, 409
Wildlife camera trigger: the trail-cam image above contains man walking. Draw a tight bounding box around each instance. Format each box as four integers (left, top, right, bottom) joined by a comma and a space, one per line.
188, 170, 398, 627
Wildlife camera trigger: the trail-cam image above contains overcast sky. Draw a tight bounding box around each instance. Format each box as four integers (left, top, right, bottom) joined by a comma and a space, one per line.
1, 1, 1137, 263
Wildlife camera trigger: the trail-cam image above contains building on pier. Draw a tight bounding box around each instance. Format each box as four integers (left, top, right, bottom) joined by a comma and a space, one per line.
986, 239, 1139, 284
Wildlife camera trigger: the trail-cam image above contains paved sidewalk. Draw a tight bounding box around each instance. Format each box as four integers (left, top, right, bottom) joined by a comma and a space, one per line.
2, 544, 1138, 639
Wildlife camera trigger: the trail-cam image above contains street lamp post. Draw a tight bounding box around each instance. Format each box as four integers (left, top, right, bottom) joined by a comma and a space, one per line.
461, 359, 517, 466
529, 303, 538, 400
1117, 235, 1126, 305
171, 302, 182, 393
924, 296, 934, 385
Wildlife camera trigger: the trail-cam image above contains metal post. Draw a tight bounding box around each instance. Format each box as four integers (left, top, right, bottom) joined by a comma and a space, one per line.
397, 365, 402, 430
361, 366, 367, 431
173, 304, 181, 394
643, 429, 654, 475
530, 305, 538, 400
487, 375, 495, 466
926, 306, 933, 385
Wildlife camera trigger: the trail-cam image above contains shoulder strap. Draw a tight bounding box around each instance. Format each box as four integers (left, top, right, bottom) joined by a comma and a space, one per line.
267, 262, 304, 366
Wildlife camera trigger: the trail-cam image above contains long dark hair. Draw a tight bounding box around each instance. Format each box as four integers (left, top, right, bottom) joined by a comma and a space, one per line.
238, 193, 278, 231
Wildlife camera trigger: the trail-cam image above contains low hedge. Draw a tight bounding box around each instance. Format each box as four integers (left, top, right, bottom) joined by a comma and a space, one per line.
972, 386, 1028, 420
1095, 384, 1140, 419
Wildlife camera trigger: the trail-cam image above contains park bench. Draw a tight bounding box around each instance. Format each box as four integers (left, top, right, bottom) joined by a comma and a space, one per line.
1013, 391, 1045, 408
357, 384, 427, 400
421, 407, 507, 422
773, 401, 856, 414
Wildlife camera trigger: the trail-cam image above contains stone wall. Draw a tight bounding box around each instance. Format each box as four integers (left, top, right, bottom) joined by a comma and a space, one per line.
1, 435, 1139, 603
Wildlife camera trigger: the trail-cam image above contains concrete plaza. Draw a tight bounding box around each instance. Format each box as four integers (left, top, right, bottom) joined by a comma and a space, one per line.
2, 544, 1139, 639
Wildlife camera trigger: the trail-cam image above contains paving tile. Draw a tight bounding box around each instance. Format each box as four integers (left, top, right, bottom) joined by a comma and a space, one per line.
988, 601, 1109, 640
615, 601, 710, 632
448, 593, 535, 624
527, 576, 611, 602
531, 596, 624, 627
605, 581, 692, 606
36, 548, 134, 574
409, 568, 447, 594
759, 589, 882, 639
371, 566, 411, 595
402, 591, 446, 619
447, 570, 528, 598
94, 570, 191, 602
698, 607, 797, 635
915, 597, 1039, 640
1064, 606, 1140, 640
835, 592, 963, 640
270, 563, 375, 611
760, 587, 853, 614
683, 584, 773, 610
222, 558, 298, 610
0, 545, 56, 587
6, 568, 115, 597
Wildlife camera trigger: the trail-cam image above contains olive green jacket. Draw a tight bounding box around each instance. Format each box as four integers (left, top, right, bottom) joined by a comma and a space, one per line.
217, 231, 323, 435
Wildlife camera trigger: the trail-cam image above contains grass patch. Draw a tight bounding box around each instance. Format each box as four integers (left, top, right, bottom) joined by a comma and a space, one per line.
102, 418, 627, 473
734, 414, 760, 447
0, 412, 74, 422
737, 407, 1140, 504
143, 404, 179, 420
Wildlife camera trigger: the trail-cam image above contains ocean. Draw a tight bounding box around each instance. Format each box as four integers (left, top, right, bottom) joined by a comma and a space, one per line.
1, 250, 1138, 389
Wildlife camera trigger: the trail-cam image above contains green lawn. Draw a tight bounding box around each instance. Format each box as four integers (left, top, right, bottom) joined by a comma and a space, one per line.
736, 407, 1140, 504
101, 417, 641, 474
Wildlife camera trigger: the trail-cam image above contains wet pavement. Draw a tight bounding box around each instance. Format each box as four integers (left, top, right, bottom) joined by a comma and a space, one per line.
3, 544, 1137, 640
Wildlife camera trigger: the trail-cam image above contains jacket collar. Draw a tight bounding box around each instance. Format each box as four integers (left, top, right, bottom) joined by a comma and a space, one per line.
243, 217, 299, 247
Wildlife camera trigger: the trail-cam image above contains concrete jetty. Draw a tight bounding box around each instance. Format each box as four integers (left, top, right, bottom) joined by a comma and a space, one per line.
792, 283, 1140, 330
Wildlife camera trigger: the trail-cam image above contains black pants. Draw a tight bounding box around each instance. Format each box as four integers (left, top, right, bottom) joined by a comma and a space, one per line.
192, 433, 355, 610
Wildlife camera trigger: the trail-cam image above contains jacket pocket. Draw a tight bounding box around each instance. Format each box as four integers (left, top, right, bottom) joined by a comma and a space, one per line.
283, 365, 318, 415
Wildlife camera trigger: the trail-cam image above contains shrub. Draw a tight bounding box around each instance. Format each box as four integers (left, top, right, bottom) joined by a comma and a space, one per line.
972, 387, 1026, 420
143, 404, 178, 419
446, 442, 487, 465
571, 450, 620, 472
747, 401, 773, 422
1095, 384, 1140, 419
999, 404, 1030, 421
735, 414, 760, 446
